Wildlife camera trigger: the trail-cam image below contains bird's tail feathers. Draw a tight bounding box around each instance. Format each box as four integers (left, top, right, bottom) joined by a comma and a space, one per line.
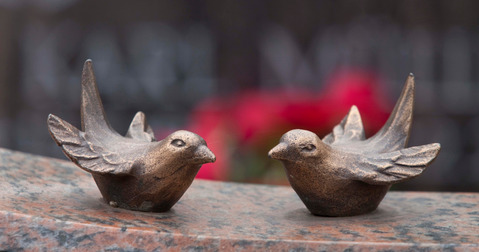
80, 59, 114, 133
367, 74, 415, 152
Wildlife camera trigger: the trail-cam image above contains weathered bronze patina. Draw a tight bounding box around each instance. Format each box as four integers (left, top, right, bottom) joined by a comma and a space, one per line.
47, 60, 215, 212
269, 74, 440, 217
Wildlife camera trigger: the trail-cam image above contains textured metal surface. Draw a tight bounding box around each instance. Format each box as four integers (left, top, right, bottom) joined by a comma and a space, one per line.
47, 60, 215, 212
269, 75, 441, 216
0, 148, 478, 251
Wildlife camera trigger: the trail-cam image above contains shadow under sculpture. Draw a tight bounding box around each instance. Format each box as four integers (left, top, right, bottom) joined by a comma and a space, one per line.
47, 60, 216, 212
269, 74, 440, 217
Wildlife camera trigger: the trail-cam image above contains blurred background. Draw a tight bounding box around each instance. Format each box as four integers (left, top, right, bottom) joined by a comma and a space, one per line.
0, 0, 478, 191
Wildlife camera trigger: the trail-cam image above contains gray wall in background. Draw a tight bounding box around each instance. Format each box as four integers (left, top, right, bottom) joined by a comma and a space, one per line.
0, 0, 478, 191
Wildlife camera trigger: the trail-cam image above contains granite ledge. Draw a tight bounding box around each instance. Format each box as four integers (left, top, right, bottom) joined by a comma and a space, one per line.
0, 148, 478, 251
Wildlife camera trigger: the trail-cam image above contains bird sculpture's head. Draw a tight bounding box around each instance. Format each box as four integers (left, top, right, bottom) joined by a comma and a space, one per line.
163, 130, 216, 165
268, 129, 328, 164
141, 130, 215, 176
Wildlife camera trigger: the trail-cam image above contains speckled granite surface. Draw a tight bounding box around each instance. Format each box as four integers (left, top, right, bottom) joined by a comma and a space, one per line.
0, 148, 478, 251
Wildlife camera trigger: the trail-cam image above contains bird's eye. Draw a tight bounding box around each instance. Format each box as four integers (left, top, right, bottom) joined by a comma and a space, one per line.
301, 144, 316, 152
171, 139, 186, 147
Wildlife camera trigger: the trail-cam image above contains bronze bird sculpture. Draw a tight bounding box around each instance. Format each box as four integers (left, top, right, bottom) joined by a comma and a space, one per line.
269, 74, 440, 216
47, 60, 216, 212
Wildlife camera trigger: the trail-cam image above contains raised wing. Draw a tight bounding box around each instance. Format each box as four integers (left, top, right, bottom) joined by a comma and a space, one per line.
363, 74, 415, 153
47, 60, 152, 175
126, 112, 156, 142
344, 143, 440, 185
323, 105, 366, 145
48, 114, 139, 175
80, 59, 121, 138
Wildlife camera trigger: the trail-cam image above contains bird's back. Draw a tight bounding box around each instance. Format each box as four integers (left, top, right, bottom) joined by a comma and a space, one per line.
323, 74, 415, 155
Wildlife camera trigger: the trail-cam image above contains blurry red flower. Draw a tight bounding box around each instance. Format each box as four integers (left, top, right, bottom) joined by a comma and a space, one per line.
188, 68, 392, 182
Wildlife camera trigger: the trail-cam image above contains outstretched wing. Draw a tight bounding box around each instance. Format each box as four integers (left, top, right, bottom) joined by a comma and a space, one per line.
323, 105, 366, 145
126, 112, 156, 142
48, 114, 147, 175
344, 143, 440, 185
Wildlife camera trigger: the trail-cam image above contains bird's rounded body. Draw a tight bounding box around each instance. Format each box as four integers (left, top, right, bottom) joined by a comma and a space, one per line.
90, 131, 212, 212
92, 163, 201, 212
284, 159, 390, 216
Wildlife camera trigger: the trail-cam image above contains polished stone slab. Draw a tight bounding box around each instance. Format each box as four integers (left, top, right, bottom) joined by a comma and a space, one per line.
0, 148, 478, 251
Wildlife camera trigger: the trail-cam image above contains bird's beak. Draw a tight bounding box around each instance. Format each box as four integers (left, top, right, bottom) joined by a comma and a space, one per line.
194, 145, 216, 164
268, 143, 288, 160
